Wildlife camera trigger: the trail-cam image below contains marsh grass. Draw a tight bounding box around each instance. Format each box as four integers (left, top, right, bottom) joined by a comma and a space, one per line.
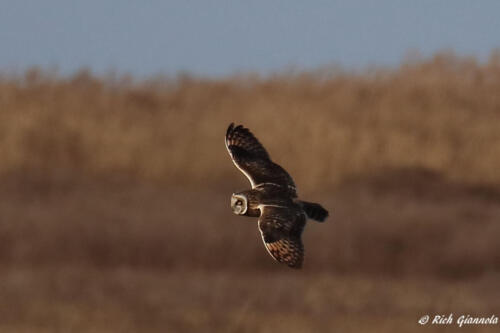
1, 53, 500, 332
1, 52, 500, 189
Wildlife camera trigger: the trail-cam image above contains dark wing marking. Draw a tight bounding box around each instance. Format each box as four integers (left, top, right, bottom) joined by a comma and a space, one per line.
225, 123, 296, 196
226, 123, 270, 160
258, 205, 305, 269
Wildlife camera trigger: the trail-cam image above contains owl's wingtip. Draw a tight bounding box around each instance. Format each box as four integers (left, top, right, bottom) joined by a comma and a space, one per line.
226, 123, 235, 137
288, 262, 303, 269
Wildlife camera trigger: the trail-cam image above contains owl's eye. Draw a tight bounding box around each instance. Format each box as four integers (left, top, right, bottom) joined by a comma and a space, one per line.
236, 200, 242, 205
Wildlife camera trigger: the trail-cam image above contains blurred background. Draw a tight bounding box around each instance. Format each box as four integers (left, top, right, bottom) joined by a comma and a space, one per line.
1, 1, 500, 332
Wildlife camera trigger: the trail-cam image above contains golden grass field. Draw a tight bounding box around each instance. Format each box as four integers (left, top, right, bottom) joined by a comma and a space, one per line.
1, 53, 500, 332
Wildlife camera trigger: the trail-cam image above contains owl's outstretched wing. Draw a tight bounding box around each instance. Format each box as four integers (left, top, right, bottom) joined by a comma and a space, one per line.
225, 123, 296, 196
258, 205, 305, 269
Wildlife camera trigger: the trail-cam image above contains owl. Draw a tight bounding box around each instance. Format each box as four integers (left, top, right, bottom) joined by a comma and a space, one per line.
225, 123, 329, 269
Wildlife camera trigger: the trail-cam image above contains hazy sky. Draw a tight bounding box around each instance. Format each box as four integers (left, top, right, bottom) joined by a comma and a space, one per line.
1, 1, 500, 77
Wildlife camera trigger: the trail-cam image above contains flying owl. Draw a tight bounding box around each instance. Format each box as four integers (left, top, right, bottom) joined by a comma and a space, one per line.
225, 123, 329, 269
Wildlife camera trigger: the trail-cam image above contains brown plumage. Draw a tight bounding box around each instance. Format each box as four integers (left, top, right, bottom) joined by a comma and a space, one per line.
225, 123, 329, 269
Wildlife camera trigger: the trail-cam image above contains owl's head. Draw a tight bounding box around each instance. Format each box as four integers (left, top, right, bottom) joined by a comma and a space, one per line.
231, 193, 248, 215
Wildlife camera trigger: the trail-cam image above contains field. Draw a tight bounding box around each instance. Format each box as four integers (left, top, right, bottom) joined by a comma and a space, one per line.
1, 53, 500, 332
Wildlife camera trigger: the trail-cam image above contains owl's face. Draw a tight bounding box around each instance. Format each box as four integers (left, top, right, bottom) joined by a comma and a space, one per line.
231, 193, 248, 215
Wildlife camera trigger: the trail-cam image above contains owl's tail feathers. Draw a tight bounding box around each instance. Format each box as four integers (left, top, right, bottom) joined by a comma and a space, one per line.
300, 201, 329, 222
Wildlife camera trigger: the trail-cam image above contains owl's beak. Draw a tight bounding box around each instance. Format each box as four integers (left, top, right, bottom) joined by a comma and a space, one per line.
230, 196, 238, 214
